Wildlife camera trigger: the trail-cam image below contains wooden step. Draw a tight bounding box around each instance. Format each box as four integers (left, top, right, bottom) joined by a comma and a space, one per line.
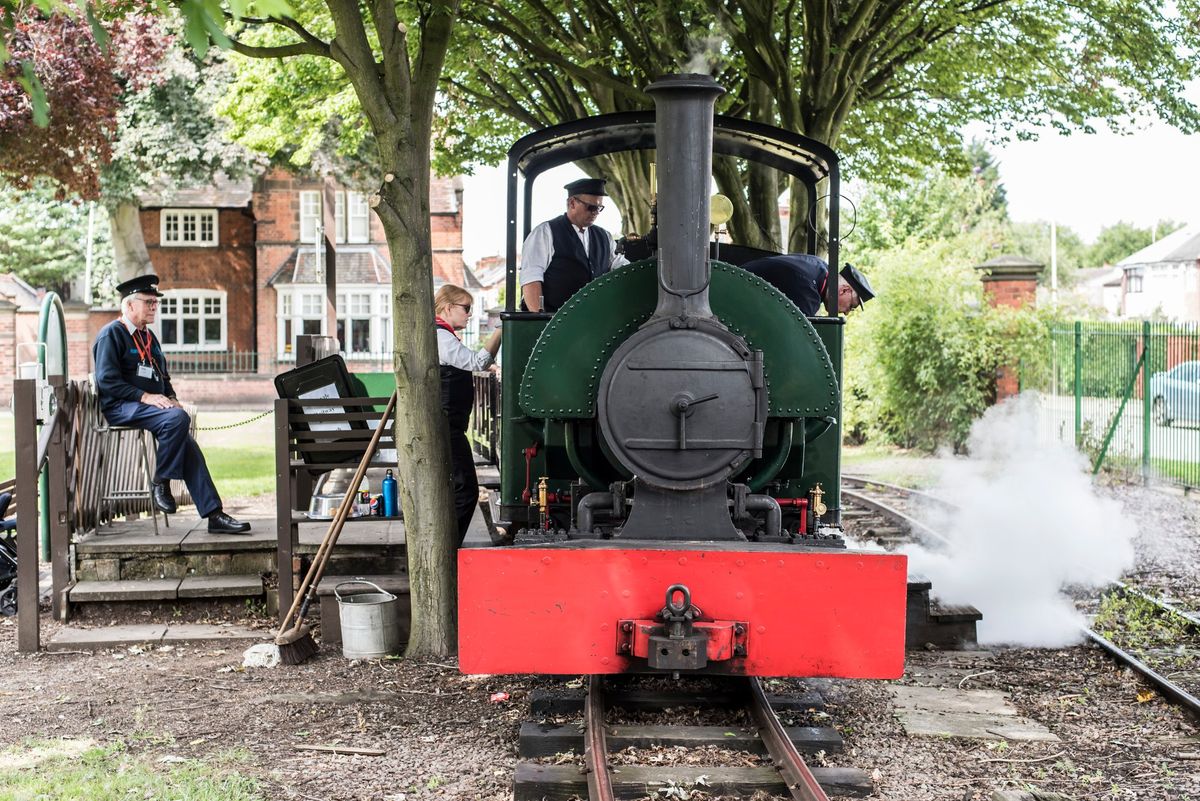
518, 721, 842, 757
529, 687, 825, 716
513, 763, 873, 800
70, 574, 263, 603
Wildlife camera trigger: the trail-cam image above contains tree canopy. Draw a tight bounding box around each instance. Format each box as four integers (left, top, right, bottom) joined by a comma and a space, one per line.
446, 0, 1200, 250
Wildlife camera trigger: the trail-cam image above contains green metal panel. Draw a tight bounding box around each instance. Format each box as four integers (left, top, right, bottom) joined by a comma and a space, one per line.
350, 372, 396, 397
802, 319, 844, 515
519, 261, 838, 419
499, 316, 551, 515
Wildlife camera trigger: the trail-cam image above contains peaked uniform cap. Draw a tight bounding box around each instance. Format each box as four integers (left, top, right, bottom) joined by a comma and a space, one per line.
839, 264, 875, 303
117, 274, 164, 298
564, 177, 608, 196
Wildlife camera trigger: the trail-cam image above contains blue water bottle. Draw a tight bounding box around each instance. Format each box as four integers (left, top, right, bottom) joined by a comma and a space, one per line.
382, 469, 398, 517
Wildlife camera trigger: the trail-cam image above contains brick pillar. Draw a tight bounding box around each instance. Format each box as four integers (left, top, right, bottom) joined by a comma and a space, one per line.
0, 299, 16, 406
62, 300, 92, 379
976, 255, 1044, 402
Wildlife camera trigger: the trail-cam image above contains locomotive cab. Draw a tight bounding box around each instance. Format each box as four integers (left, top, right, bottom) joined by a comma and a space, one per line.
459, 74, 907, 679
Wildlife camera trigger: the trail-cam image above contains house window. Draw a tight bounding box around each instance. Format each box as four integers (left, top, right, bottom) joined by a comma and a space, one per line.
336, 291, 376, 354
299, 191, 322, 244
1126, 269, 1143, 294
298, 189, 371, 245
346, 192, 370, 243
158, 290, 226, 350
160, 209, 218, 247
278, 290, 326, 357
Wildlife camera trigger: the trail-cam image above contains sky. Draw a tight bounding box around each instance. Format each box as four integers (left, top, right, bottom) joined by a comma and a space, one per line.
460, 91, 1200, 265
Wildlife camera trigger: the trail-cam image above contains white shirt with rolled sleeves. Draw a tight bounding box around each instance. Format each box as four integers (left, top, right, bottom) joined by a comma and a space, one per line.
518, 219, 629, 288
437, 328, 496, 372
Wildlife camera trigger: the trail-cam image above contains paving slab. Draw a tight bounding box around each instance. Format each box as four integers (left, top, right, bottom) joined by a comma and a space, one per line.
75, 530, 189, 555
179, 529, 276, 552
897, 708, 1059, 741
892, 685, 1015, 716
47, 624, 167, 650
70, 578, 180, 601
160, 624, 272, 644
177, 574, 264, 598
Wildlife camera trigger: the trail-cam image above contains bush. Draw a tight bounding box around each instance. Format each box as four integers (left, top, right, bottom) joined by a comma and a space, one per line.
844, 232, 1048, 452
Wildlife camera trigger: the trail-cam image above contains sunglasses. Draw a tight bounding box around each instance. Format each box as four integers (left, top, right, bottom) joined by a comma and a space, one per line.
572, 196, 604, 214
453, 303, 472, 315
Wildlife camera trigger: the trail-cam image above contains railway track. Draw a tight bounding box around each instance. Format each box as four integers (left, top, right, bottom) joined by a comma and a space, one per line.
513, 675, 874, 800
842, 473, 1200, 721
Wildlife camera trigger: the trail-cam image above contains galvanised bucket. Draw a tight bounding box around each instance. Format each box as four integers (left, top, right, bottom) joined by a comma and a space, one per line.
334, 580, 401, 659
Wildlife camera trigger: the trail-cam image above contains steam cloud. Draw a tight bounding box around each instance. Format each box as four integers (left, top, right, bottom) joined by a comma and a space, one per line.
899, 394, 1137, 647
683, 37, 725, 75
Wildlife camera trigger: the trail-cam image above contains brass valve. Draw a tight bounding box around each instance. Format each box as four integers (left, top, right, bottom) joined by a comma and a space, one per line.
809, 483, 827, 518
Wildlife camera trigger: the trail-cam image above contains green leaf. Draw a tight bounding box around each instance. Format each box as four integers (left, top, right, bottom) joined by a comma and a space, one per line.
18, 61, 49, 127
84, 4, 110, 53
181, 0, 211, 59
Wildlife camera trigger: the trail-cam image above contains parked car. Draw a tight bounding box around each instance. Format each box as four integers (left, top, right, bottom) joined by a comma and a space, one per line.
1150, 360, 1200, 426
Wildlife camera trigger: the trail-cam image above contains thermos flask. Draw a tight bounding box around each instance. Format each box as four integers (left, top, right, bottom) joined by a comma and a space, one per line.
382, 469, 398, 517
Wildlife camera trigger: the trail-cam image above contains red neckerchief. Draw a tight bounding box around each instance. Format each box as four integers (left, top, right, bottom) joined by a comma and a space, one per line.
434, 316, 460, 340
131, 327, 158, 371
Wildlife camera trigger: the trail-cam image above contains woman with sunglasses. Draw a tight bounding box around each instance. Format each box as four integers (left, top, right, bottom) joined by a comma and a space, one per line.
434, 284, 502, 544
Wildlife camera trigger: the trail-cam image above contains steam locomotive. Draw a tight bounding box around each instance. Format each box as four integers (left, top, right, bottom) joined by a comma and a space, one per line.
458, 74, 907, 678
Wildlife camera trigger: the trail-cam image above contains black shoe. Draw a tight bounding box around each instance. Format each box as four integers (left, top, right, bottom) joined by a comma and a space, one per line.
207, 511, 251, 535
151, 481, 177, 515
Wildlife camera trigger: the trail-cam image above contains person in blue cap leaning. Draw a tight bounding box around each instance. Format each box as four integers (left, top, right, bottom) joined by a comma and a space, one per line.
92, 275, 251, 534
739, 253, 875, 316
519, 177, 630, 313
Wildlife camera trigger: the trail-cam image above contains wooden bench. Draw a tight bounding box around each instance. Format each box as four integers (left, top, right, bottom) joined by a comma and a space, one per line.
274, 395, 405, 622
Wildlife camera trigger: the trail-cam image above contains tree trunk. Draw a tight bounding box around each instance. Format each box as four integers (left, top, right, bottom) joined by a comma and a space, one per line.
375, 143, 460, 659
109, 202, 153, 281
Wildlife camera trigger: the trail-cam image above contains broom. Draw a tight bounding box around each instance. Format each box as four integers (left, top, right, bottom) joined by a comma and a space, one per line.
276, 390, 398, 665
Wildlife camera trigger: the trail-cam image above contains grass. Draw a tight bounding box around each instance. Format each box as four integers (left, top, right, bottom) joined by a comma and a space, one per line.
202, 445, 275, 498
0, 411, 13, 480
0, 739, 263, 801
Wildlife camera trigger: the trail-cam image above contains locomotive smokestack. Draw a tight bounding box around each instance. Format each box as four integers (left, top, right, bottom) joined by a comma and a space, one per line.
645, 74, 725, 320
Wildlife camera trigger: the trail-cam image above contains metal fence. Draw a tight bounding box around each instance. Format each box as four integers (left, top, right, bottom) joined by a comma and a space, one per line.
165, 349, 259, 374
1035, 321, 1200, 489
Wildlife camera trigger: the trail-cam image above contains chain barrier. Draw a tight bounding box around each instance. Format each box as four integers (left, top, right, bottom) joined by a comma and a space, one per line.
195, 409, 273, 431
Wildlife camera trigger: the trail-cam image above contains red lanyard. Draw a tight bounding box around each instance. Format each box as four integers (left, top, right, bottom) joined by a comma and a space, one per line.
132, 328, 158, 371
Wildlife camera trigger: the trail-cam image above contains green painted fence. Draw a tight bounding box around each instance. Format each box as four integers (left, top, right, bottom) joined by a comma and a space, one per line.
1038, 321, 1200, 489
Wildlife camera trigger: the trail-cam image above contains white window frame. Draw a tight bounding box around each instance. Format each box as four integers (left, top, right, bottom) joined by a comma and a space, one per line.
346, 192, 370, 243
156, 289, 227, 351
335, 287, 391, 358
276, 288, 328, 359
160, 209, 218, 247
299, 189, 371, 245
299, 191, 321, 244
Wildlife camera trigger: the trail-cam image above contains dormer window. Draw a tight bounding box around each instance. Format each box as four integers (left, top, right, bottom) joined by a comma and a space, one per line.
161, 209, 218, 247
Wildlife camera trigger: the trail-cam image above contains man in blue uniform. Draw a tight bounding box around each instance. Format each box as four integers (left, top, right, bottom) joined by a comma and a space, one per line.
519, 177, 629, 312
92, 275, 250, 534
740, 253, 875, 316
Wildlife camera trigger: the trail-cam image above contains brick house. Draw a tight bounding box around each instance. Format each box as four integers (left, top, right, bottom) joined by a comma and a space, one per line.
134, 168, 482, 398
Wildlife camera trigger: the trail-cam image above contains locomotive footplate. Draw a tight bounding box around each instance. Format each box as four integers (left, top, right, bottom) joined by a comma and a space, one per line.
618, 584, 749, 671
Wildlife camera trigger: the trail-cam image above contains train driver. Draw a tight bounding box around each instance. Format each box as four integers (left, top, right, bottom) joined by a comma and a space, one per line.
740, 253, 875, 316
519, 177, 629, 313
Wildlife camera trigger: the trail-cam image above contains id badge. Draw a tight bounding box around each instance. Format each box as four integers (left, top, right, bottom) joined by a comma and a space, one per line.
137, 364, 155, 380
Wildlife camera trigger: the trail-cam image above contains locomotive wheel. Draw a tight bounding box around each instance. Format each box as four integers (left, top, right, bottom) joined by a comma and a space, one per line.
1152, 397, 1172, 427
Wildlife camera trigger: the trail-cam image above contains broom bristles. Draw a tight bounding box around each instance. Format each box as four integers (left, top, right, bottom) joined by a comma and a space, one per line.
276, 623, 319, 665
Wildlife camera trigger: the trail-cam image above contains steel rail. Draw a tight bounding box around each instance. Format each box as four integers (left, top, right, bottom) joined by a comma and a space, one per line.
846, 478, 1200, 722
746, 677, 830, 801
1113, 580, 1200, 630
840, 487, 949, 548
583, 675, 615, 801
842, 473, 956, 512
1082, 629, 1200, 720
